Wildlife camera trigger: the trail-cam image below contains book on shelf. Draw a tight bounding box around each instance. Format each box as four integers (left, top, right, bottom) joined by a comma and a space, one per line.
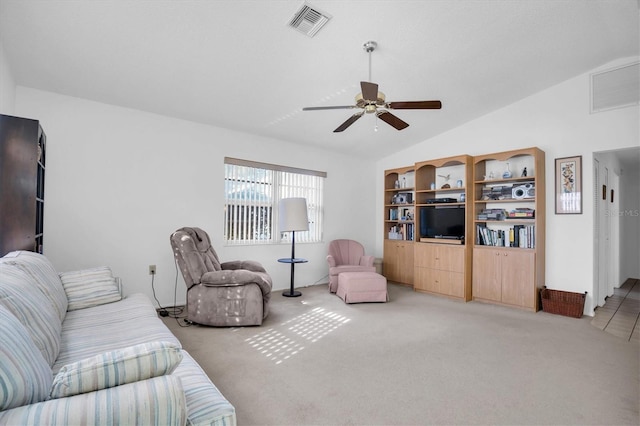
388, 223, 414, 241
506, 208, 535, 219
476, 224, 535, 248
477, 208, 507, 220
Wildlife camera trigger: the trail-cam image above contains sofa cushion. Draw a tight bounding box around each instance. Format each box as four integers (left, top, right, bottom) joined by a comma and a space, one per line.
53, 293, 181, 373
0, 305, 54, 411
59, 266, 122, 311
173, 351, 237, 426
0, 375, 187, 426
1, 251, 68, 321
50, 341, 182, 399
0, 263, 62, 366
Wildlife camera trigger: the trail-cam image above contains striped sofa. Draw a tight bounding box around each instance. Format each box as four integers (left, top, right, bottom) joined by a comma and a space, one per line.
0, 251, 236, 426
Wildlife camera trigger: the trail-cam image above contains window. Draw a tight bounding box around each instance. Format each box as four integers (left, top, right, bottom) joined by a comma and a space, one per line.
224, 157, 325, 245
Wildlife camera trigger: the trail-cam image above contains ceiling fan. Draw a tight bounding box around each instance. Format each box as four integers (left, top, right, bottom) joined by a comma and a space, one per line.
302, 41, 442, 132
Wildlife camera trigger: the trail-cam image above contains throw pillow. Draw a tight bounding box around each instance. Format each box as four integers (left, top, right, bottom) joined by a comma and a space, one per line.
59, 266, 122, 310
2, 250, 69, 320
49, 341, 183, 399
0, 305, 53, 410
0, 262, 63, 366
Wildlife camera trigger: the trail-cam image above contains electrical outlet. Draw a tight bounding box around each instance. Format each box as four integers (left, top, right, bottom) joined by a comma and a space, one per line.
149, 265, 156, 275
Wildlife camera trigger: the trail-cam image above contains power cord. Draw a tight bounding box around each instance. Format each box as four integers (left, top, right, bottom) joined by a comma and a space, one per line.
150, 272, 170, 317
150, 261, 197, 328
172, 259, 191, 327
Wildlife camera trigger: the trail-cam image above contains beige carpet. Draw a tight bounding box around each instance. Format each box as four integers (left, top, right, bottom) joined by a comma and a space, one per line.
162, 283, 639, 425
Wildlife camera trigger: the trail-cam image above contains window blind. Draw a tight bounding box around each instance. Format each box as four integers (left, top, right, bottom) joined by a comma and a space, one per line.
224, 158, 325, 245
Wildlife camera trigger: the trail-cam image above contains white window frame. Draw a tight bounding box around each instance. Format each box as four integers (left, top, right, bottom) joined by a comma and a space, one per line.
224, 157, 325, 245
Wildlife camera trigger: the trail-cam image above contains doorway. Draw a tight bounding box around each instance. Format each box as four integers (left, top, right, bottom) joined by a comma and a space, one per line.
593, 147, 640, 309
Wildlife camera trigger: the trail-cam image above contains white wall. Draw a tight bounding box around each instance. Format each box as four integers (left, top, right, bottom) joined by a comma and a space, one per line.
0, 38, 16, 114
15, 87, 376, 306
8, 49, 638, 315
376, 58, 640, 315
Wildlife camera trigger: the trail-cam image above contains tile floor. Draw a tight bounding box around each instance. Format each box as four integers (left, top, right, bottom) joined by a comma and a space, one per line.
591, 278, 640, 342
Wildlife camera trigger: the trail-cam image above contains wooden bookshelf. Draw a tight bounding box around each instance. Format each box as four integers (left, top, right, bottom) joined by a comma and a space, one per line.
471, 147, 545, 311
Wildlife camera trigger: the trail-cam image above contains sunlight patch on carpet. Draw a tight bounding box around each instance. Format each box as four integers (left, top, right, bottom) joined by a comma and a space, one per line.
245, 307, 351, 365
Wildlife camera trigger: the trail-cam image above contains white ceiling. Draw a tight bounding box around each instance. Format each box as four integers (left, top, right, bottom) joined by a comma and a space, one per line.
1, 0, 638, 160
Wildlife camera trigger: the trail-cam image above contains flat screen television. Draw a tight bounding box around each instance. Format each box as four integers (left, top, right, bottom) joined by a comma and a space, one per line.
419, 206, 465, 239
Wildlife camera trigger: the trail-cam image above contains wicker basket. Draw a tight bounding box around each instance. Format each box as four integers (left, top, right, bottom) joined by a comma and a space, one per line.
540, 287, 586, 318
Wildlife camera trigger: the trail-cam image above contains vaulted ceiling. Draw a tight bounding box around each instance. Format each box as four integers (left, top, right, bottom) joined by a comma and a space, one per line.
1, 1, 638, 159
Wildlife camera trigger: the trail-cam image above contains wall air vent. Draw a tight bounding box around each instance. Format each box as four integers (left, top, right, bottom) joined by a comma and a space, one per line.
288, 3, 331, 38
591, 62, 639, 113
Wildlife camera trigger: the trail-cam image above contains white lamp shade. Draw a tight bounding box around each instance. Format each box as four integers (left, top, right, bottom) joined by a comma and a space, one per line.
279, 198, 309, 232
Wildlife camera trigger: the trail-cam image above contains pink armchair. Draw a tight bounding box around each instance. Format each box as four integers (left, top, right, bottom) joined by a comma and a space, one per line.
326, 239, 376, 293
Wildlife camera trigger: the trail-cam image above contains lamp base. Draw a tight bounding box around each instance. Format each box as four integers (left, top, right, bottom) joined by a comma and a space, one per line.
282, 290, 302, 297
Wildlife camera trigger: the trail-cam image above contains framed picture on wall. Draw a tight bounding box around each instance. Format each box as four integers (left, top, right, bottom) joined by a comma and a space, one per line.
555, 155, 582, 214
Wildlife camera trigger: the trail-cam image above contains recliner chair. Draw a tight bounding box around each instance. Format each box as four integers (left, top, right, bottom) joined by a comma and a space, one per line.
170, 227, 272, 326
326, 239, 376, 293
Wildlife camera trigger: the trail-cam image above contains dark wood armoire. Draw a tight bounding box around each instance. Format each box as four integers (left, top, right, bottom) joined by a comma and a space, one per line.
0, 114, 46, 257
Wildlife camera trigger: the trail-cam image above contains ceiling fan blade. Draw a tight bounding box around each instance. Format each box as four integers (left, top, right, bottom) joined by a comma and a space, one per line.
361, 81, 379, 102
377, 110, 409, 130
334, 112, 364, 132
388, 100, 442, 109
303, 105, 356, 111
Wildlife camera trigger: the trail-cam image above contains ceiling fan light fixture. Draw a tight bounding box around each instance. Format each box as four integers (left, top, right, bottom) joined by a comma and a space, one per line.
355, 91, 385, 109
302, 40, 442, 132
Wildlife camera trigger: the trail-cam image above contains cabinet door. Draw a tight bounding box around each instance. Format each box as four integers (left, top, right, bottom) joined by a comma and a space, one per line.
414, 244, 438, 292
415, 244, 463, 272
413, 266, 427, 291
414, 267, 436, 292
416, 244, 465, 297
384, 240, 414, 285
397, 241, 414, 284
446, 271, 465, 298
414, 243, 436, 268
472, 249, 502, 301
438, 245, 464, 273
501, 250, 535, 308
383, 240, 399, 282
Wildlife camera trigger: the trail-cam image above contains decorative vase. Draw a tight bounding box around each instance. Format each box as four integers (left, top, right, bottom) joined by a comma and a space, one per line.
502, 162, 512, 179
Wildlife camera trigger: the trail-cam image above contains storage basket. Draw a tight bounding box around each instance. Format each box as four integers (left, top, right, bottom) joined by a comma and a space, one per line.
540, 287, 586, 318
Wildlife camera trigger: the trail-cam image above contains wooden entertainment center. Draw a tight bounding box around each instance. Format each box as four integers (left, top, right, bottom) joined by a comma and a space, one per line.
383, 147, 545, 311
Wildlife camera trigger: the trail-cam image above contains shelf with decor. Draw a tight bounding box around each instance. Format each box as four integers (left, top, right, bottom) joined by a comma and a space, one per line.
383, 166, 415, 286
384, 166, 415, 242
471, 147, 545, 311
413, 154, 473, 301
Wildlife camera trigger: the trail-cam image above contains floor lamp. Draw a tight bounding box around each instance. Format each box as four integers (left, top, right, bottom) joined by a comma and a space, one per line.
278, 197, 309, 297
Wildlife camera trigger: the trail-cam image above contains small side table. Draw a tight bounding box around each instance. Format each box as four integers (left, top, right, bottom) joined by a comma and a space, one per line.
278, 257, 308, 297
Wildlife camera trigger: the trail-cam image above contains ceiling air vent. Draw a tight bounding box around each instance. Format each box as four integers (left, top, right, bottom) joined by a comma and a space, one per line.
591, 62, 639, 113
288, 3, 331, 37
